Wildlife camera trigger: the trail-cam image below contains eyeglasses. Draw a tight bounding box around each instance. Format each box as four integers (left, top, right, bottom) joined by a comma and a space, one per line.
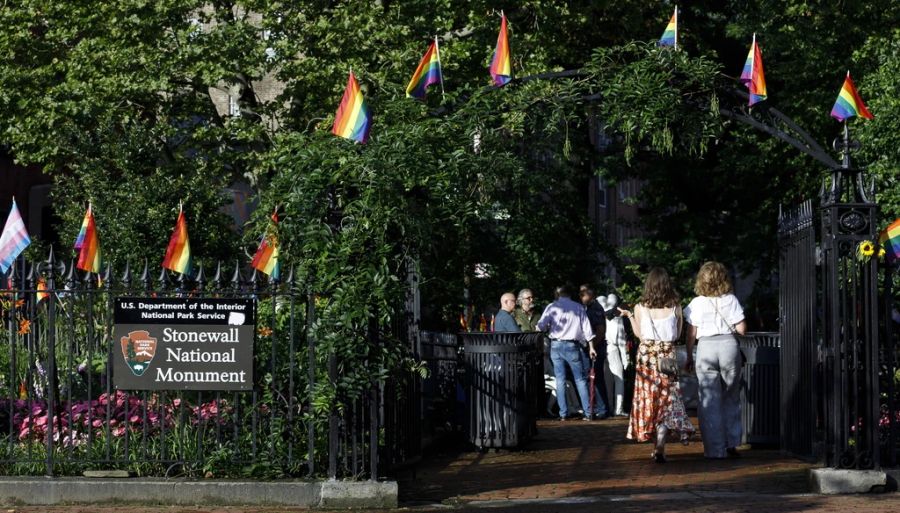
522, 296, 534, 301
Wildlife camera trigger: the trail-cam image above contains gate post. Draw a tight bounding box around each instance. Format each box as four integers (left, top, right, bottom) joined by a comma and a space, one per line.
819, 130, 881, 469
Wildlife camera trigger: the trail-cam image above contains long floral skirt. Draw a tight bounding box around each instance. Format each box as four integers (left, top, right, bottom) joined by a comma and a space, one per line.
626, 340, 695, 443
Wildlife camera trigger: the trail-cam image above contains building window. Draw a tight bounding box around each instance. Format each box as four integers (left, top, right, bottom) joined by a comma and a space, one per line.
618, 178, 641, 203
597, 177, 607, 208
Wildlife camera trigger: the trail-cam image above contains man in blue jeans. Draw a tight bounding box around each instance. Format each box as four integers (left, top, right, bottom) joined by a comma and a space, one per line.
537, 285, 598, 421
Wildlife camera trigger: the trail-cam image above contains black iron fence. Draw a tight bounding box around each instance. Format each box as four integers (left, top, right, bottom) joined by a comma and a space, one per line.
880, 262, 899, 467
778, 200, 818, 459
0, 253, 411, 479
777, 170, 899, 469
419, 331, 461, 437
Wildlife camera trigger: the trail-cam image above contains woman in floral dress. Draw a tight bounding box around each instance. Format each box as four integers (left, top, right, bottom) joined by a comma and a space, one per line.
619, 267, 695, 463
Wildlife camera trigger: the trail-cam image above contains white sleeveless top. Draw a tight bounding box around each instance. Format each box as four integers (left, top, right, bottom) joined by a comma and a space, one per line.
639, 305, 679, 342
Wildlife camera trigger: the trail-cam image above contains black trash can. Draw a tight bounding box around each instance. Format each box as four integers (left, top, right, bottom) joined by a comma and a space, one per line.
740, 332, 781, 445
460, 332, 544, 449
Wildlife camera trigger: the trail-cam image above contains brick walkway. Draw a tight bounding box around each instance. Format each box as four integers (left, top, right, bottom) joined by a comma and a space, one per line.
399, 416, 817, 502
6, 417, 900, 512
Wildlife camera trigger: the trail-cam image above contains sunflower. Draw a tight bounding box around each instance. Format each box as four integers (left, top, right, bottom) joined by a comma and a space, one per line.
859, 240, 875, 256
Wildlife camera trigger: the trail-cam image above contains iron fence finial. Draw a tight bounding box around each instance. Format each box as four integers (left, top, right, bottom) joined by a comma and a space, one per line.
211, 261, 223, 285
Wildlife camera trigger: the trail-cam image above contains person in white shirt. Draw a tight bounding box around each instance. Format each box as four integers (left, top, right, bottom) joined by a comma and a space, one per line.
684, 261, 747, 459
601, 293, 629, 417
537, 285, 597, 421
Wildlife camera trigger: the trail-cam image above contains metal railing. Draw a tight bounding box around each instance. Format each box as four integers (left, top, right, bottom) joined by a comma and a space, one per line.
778, 199, 819, 460
0, 253, 390, 479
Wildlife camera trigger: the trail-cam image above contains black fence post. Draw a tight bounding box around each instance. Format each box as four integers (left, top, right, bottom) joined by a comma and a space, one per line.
44, 248, 58, 476
328, 337, 338, 479
306, 291, 316, 477
369, 311, 379, 480
820, 157, 881, 469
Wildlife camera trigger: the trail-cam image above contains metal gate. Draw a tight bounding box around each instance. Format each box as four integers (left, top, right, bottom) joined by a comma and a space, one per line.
778, 161, 899, 469
778, 200, 818, 459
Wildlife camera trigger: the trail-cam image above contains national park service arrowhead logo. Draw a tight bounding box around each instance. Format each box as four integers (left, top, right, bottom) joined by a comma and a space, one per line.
120, 330, 157, 376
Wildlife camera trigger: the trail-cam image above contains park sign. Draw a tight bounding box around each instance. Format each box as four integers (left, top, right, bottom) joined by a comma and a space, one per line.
112, 297, 255, 391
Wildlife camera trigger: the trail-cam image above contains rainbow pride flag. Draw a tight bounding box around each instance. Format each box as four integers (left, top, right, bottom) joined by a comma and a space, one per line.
74, 204, 101, 273
658, 8, 677, 48
739, 34, 767, 106
406, 39, 443, 100
251, 209, 281, 279
879, 218, 900, 262
36, 277, 49, 302
332, 71, 372, 144
0, 199, 30, 274
162, 206, 192, 275
489, 12, 511, 86
831, 71, 873, 122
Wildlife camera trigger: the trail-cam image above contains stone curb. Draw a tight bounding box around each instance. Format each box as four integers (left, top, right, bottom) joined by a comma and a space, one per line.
809, 468, 887, 494
0, 477, 397, 509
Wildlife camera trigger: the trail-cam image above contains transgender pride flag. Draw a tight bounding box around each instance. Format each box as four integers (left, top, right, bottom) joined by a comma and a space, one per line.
0, 199, 31, 274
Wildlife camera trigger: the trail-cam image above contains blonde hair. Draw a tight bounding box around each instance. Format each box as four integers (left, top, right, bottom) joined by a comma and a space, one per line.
694, 261, 733, 297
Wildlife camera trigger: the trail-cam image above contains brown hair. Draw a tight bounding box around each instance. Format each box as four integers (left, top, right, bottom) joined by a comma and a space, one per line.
639, 267, 680, 308
693, 261, 733, 297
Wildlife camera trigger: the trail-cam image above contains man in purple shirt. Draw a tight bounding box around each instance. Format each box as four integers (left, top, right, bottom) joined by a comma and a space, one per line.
537, 285, 597, 421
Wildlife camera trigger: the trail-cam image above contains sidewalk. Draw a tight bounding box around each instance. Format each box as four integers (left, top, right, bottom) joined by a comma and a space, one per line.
4, 417, 899, 512
400, 416, 817, 502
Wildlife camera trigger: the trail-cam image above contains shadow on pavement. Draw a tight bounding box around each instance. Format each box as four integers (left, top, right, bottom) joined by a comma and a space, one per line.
398, 417, 815, 504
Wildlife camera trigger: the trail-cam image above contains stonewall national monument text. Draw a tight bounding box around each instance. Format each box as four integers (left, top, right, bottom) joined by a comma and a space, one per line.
113, 297, 255, 390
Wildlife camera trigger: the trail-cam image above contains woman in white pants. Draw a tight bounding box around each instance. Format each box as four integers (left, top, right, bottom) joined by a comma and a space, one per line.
602, 294, 629, 417
684, 261, 747, 459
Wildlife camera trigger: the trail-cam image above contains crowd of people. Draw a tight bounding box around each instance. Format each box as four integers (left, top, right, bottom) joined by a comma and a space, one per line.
491, 261, 746, 463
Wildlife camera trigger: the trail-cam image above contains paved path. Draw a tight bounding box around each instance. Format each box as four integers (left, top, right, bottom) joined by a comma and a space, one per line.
6, 417, 900, 512
390, 416, 900, 512
400, 417, 816, 501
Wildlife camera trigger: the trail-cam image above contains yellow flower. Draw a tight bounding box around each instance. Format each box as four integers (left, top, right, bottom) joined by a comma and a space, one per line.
17, 318, 31, 335
859, 240, 875, 256
257, 326, 273, 337
878, 247, 886, 258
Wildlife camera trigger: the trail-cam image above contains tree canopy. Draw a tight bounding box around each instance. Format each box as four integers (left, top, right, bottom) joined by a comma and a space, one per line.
1, 0, 898, 334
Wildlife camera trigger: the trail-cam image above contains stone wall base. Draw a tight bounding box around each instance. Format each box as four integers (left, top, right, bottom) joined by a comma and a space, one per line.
809, 468, 887, 494
0, 477, 397, 509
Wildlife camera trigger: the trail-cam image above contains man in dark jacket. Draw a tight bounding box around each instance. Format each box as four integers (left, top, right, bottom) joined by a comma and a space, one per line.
579, 285, 609, 419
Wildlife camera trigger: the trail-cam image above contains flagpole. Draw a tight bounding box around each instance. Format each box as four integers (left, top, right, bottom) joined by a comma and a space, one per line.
674, 6, 678, 50
842, 119, 850, 169
434, 36, 445, 98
